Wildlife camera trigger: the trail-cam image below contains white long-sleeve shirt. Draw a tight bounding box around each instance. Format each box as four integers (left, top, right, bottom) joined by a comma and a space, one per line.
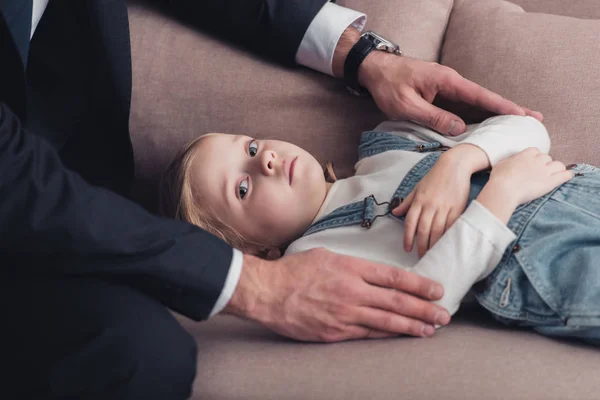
29, 0, 366, 317
286, 116, 551, 317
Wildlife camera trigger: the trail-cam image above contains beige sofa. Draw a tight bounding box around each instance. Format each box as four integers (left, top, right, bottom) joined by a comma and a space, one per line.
127, 0, 600, 398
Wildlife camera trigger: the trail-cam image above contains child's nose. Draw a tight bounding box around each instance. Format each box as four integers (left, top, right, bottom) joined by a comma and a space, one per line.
260, 150, 276, 176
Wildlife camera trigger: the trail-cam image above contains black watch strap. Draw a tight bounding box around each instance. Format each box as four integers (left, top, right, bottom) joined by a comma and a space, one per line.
344, 36, 376, 96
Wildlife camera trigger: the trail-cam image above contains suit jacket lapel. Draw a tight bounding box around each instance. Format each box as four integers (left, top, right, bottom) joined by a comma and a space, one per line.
0, 0, 133, 123
0, 12, 27, 119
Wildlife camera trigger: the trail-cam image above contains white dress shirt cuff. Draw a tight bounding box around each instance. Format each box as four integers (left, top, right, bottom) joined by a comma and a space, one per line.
296, 2, 366, 76
208, 248, 244, 318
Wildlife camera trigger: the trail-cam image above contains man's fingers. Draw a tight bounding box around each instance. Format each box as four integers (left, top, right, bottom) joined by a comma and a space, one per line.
354, 306, 438, 338
403, 204, 422, 252
342, 325, 404, 341
355, 259, 445, 301
406, 91, 466, 136
522, 107, 544, 122
441, 75, 525, 117
435, 71, 541, 122
359, 284, 449, 327
392, 192, 413, 217
363, 328, 405, 339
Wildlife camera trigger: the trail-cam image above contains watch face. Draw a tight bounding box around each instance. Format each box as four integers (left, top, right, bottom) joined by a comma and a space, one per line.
366, 33, 381, 45
364, 31, 401, 55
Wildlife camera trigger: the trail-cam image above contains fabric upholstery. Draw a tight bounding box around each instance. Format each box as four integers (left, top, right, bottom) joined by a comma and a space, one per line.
179, 310, 600, 400
509, 0, 600, 19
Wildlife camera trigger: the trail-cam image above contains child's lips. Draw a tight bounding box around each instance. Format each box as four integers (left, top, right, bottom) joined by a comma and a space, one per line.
289, 156, 297, 185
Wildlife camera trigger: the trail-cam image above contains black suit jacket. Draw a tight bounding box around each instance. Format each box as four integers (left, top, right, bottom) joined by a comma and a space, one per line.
0, 0, 328, 320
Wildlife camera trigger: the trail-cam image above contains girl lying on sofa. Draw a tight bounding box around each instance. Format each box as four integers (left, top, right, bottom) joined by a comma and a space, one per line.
160, 115, 600, 345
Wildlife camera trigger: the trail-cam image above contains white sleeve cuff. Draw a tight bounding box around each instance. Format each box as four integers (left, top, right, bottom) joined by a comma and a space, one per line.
462, 200, 517, 250
459, 116, 551, 167
208, 248, 244, 318
295, 2, 366, 76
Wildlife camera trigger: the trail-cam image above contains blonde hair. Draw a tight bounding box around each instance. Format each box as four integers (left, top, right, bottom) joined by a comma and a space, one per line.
159, 134, 260, 253
160, 134, 338, 255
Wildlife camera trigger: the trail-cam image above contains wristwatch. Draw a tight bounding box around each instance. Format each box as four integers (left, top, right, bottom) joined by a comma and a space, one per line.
344, 31, 403, 96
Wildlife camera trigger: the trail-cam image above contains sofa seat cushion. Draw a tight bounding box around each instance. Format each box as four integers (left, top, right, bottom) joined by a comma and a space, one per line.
181, 309, 600, 400
440, 0, 600, 165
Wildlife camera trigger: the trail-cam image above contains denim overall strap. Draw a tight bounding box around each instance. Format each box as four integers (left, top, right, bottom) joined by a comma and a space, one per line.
358, 131, 448, 161
303, 194, 403, 237
304, 132, 450, 237
393, 152, 442, 204
304, 155, 493, 238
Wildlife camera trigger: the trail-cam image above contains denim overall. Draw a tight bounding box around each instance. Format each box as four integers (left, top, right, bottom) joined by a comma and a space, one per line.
304, 131, 600, 345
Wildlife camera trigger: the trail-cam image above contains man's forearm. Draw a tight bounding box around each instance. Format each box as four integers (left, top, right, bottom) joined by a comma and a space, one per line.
223, 254, 267, 321
331, 26, 361, 78
330, 25, 394, 90
0, 103, 231, 320
169, 0, 329, 64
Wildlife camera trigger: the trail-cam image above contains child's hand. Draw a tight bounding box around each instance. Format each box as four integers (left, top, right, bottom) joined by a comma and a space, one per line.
393, 144, 487, 258
487, 147, 574, 207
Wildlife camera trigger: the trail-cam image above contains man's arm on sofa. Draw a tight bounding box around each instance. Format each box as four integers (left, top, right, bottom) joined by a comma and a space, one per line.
0, 102, 233, 321
167, 0, 329, 64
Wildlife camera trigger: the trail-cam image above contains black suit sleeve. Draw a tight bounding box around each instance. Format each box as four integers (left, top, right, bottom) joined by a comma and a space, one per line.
167, 0, 330, 64
0, 102, 231, 321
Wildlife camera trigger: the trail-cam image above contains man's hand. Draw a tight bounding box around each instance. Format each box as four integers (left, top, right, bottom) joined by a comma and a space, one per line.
224, 249, 451, 343
361, 52, 544, 135
392, 144, 490, 257
332, 28, 543, 136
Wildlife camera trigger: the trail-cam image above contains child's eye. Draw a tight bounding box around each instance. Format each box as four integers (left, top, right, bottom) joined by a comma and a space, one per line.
249, 140, 258, 157
238, 178, 249, 199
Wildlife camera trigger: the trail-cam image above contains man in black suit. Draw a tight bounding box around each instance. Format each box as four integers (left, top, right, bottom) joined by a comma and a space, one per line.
0, 0, 542, 398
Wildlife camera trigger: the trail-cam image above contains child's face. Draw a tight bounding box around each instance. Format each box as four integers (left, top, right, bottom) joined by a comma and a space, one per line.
191, 134, 330, 250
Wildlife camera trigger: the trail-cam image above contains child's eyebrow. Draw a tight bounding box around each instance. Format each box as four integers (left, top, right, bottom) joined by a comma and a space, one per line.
222, 176, 232, 209
232, 135, 244, 145
223, 136, 243, 208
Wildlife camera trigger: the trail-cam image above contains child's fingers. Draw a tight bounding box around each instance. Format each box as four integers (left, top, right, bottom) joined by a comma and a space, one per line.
416, 209, 436, 258
392, 191, 414, 217
554, 169, 575, 186
445, 209, 461, 233
536, 153, 553, 164
546, 160, 567, 174
428, 211, 447, 251
403, 205, 422, 252
522, 107, 543, 122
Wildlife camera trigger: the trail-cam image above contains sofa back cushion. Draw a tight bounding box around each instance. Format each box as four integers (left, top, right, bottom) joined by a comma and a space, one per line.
440, 0, 600, 166
509, 0, 600, 19
128, 0, 453, 211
